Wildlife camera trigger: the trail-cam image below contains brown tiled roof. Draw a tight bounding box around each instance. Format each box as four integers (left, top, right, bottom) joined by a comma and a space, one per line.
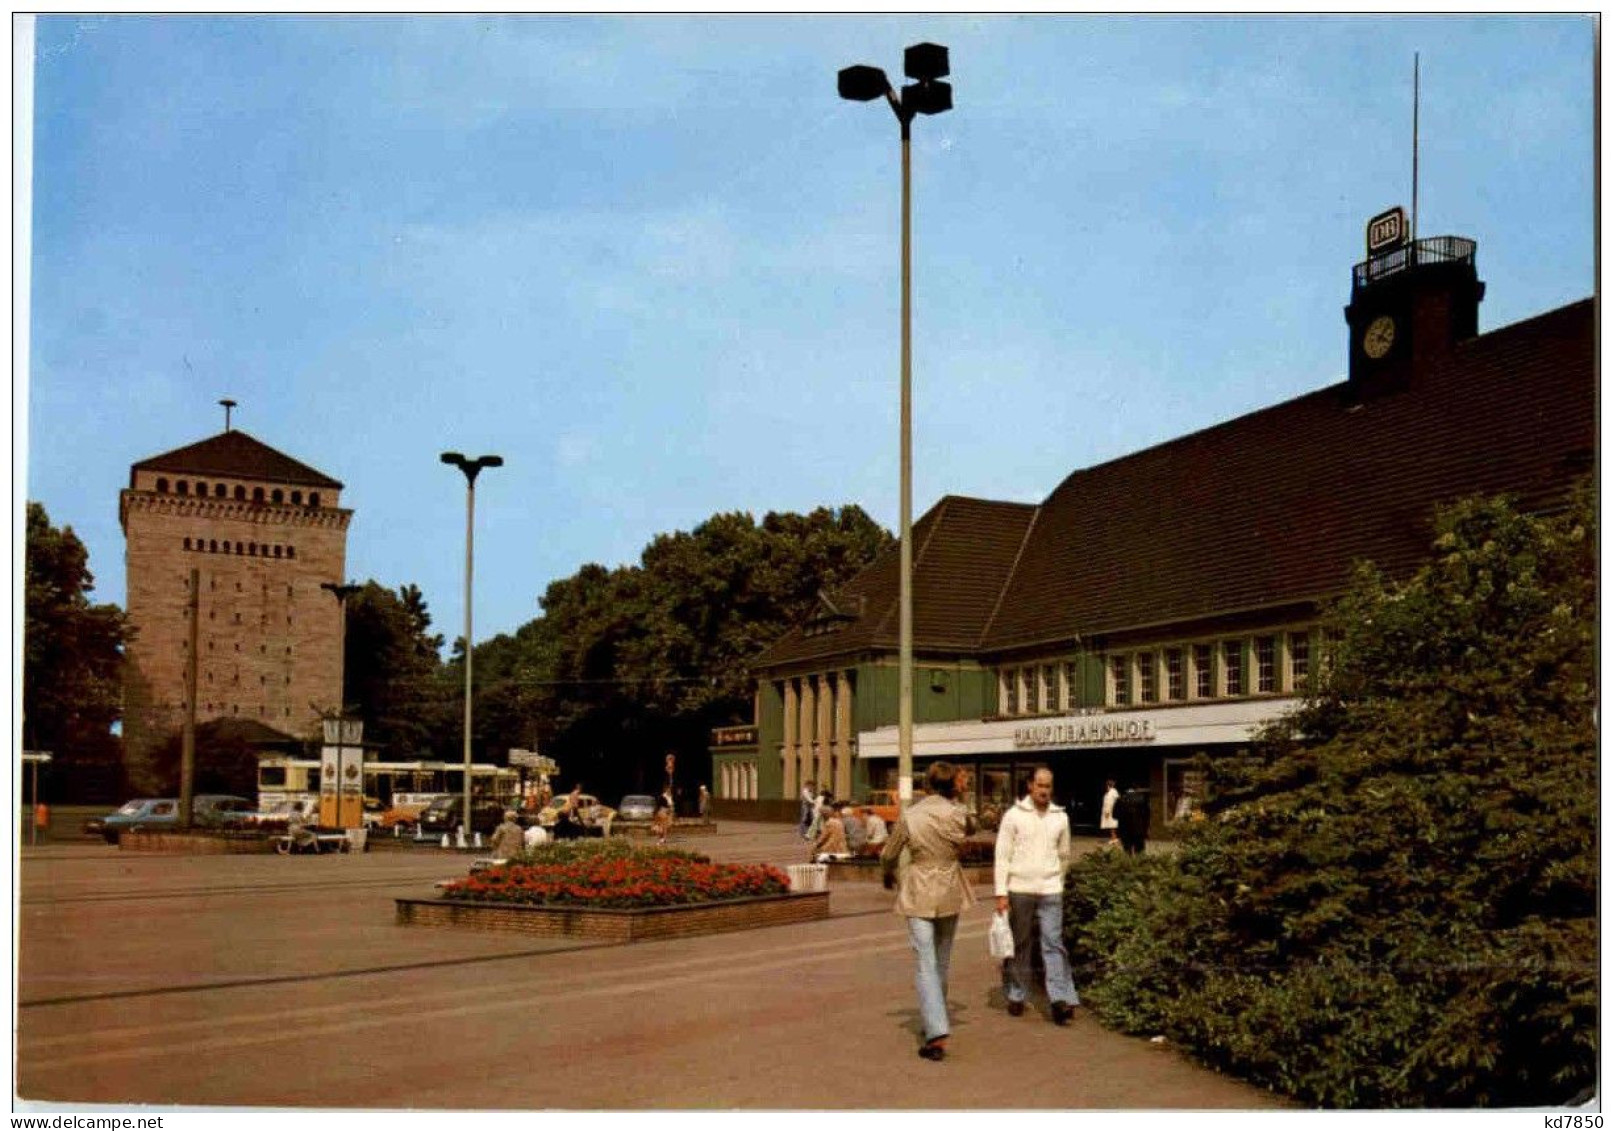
756, 298, 1594, 672
754, 496, 1039, 670
983, 299, 1595, 651
131, 430, 342, 489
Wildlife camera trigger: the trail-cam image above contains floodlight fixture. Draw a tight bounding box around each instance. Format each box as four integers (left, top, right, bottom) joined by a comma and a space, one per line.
904, 42, 949, 81
838, 64, 890, 102
904, 80, 953, 117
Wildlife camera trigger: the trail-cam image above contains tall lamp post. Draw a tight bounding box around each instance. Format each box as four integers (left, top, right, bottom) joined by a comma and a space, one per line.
838, 43, 952, 815
440, 451, 503, 835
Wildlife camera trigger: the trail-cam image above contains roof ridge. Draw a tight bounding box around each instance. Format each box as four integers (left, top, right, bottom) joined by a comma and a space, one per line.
978, 502, 1043, 645
873, 495, 953, 641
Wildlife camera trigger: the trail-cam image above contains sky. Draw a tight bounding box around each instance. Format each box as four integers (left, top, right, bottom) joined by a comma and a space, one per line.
19, 14, 1597, 651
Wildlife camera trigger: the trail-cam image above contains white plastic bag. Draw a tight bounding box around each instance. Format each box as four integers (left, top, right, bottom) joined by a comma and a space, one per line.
988, 910, 1015, 960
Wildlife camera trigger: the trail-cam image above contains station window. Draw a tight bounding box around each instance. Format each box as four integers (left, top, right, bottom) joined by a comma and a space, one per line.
1138, 653, 1157, 703
1165, 648, 1184, 700
1002, 670, 1018, 715
1110, 655, 1130, 707
1289, 632, 1311, 689
1255, 636, 1276, 693
1020, 668, 1036, 714
1062, 661, 1078, 710
1223, 640, 1244, 696
1193, 644, 1213, 698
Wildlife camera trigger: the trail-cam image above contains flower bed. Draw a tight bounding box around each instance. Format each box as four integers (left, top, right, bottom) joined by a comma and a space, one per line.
398, 840, 825, 941
437, 843, 790, 909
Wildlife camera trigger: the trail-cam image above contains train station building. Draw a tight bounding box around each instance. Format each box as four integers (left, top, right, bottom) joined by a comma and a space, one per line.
712, 221, 1595, 829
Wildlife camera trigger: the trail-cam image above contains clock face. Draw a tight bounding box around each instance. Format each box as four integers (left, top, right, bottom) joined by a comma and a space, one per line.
1363, 314, 1397, 360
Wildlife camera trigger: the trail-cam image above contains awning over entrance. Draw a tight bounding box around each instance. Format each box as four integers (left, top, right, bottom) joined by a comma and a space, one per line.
857, 698, 1302, 759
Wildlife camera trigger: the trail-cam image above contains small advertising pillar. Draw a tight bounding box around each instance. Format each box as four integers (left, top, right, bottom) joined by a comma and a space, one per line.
319, 716, 365, 828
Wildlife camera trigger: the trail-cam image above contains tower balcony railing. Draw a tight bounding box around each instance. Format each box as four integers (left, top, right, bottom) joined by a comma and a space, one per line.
1353, 235, 1477, 292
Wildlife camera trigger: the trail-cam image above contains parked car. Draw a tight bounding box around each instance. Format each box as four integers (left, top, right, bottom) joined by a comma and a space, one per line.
616, 795, 657, 823
243, 797, 320, 830
374, 792, 450, 831
88, 794, 256, 843
536, 793, 614, 830
416, 796, 507, 837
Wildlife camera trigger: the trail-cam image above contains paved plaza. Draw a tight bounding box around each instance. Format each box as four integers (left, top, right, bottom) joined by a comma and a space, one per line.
15, 819, 1281, 1111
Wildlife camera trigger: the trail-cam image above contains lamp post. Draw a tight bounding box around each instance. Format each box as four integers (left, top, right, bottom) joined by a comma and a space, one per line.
838, 43, 952, 815
440, 451, 503, 835
320, 581, 361, 714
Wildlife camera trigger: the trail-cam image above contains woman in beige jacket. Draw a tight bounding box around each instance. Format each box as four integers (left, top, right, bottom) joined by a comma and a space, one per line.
879, 762, 976, 1061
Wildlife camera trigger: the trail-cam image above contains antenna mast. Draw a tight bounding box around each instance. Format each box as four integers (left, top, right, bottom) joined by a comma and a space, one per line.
1412, 52, 1420, 247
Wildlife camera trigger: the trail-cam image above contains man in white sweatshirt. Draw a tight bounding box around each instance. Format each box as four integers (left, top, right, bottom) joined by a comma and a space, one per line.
993, 765, 1080, 1024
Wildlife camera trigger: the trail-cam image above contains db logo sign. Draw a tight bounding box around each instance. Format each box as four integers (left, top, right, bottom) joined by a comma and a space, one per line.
1367, 207, 1407, 254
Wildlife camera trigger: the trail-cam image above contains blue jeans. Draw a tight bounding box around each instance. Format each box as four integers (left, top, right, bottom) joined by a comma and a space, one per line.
1002, 892, 1079, 1007
905, 914, 959, 1042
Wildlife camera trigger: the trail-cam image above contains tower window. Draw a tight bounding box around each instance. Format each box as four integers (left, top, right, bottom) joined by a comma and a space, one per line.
234, 485, 246, 500
309, 492, 321, 507
286, 546, 296, 559
291, 490, 303, 505
157, 477, 169, 493
273, 546, 282, 558
271, 489, 284, 503
183, 537, 191, 550
214, 483, 227, 498
177, 481, 190, 495
253, 487, 265, 502
209, 540, 218, 553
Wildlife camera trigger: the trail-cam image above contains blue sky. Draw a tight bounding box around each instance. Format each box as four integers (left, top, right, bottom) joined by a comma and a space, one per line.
21, 15, 1596, 649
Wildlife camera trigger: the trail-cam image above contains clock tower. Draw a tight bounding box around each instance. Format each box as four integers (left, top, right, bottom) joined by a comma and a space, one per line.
1344, 206, 1485, 395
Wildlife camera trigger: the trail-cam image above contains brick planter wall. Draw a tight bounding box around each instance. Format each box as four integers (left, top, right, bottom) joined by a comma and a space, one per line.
120, 830, 275, 854
395, 890, 829, 942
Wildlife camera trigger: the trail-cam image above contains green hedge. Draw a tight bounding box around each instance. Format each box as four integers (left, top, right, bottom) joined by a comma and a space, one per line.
1062, 490, 1597, 1107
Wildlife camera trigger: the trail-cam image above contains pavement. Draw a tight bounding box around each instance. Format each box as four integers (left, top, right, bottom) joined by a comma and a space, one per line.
14, 819, 1280, 1112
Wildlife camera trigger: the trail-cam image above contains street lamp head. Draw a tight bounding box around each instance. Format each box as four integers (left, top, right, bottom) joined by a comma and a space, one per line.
904, 79, 953, 117
478, 455, 505, 470
904, 42, 949, 81
440, 451, 466, 468
838, 64, 890, 102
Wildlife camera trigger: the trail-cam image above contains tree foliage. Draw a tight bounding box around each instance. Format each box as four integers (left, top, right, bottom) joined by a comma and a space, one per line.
1063, 487, 1597, 1107
24, 502, 127, 799
343, 581, 453, 756
466, 505, 891, 796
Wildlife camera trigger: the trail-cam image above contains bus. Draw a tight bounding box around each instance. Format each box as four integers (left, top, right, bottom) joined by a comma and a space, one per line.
255, 756, 522, 814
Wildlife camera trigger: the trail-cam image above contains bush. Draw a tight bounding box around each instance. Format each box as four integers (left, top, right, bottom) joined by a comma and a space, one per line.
439, 838, 789, 909
1063, 488, 1597, 1107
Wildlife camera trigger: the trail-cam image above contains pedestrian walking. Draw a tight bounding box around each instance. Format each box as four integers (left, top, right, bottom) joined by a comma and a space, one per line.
880, 762, 976, 1062
798, 781, 816, 839
1115, 784, 1151, 855
652, 787, 674, 845
994, 766, 1080, 1025
1100, 778, 1120, 846
697, 784, 711, 819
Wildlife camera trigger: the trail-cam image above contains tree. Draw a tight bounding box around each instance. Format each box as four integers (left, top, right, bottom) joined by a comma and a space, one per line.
1063, 486, 1597, 1106
23, 503, 127, 801
343, 582, 452, 756
135, 720, 262, 798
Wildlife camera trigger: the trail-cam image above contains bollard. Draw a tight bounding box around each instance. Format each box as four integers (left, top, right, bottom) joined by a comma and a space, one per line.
441, 833, 450, 849
393, 823, 400, 838
455, 828, 467, 850
473, 831, 483, 849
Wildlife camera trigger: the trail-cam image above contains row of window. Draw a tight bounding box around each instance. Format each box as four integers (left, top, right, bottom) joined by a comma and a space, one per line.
154, 478, 321, 507
999, 630, 1315, 715
165, 700, 294, 719
202, 670, 293, 686
183, 639, 294, 655
183, 537, 296, 558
